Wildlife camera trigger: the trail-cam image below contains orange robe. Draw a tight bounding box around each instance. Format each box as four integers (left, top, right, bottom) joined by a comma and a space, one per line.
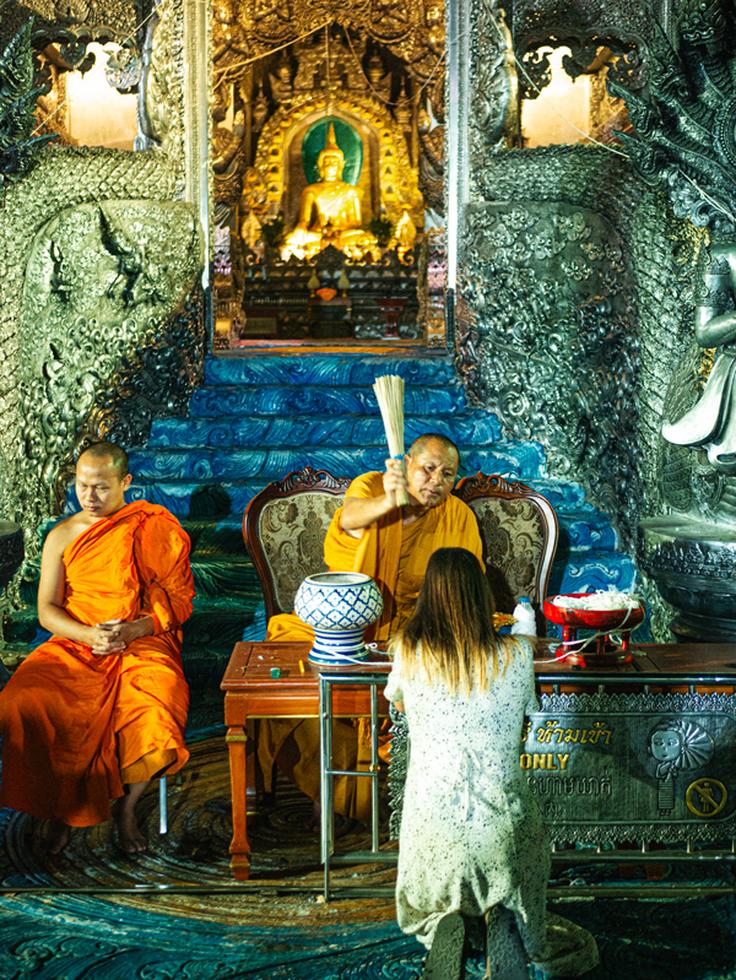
263, 473, 484, 816
268, 471, 485, 642
0, 500, 194, 827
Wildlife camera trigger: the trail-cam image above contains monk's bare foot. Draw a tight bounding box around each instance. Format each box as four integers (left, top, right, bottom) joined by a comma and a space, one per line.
112, 799, 147, 854
44, 819, 71, 855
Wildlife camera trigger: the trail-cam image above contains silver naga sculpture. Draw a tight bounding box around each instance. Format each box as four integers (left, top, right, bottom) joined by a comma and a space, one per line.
611, 2, 736, 479
661, 250, 736, 473
612, 1, 736, 641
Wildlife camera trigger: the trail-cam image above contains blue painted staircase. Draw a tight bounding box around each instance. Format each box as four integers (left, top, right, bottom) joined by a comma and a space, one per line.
5, 350, 635, 702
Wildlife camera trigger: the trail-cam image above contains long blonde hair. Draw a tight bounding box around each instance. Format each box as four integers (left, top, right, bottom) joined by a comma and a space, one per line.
393, 547, 512, 694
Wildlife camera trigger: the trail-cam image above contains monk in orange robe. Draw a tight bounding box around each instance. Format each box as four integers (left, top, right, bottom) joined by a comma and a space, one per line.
263, 434, 484, 817
0, 442, 194, 854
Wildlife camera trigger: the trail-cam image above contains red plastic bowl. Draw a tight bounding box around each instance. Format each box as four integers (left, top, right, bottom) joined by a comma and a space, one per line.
543, 593, 645, 631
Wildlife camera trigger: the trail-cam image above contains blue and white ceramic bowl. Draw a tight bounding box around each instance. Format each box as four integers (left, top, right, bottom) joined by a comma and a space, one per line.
294, 571, 384, 665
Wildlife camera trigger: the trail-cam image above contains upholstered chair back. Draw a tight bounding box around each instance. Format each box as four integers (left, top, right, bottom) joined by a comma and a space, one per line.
243, 467, 351, 618
453, 473, 559, 629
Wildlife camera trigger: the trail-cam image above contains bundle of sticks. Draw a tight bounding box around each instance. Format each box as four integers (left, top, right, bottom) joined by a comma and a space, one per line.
373, 374, 409, 506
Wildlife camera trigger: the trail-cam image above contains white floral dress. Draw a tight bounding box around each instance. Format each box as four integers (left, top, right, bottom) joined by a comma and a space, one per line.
385, 640, 598, 975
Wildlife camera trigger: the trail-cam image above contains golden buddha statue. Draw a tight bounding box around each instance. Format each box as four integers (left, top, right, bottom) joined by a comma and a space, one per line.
281, 123, 378, 261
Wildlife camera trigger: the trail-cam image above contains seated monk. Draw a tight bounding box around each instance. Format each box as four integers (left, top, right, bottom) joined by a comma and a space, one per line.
281, 122, 379, 262
263, 434, 484, 820
0, 442, 194, 855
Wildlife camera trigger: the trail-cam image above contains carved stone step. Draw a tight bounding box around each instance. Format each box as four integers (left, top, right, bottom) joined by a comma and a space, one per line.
126, 443, 545, 484
557, 511, 619, 553
189, 383, 466, 418
4, 597, 256, 671
149, 413, 503, 449
18, 542, 255, 603
202, 352, 458, 387
180, 517, 244, 555
550, 549, 637, 597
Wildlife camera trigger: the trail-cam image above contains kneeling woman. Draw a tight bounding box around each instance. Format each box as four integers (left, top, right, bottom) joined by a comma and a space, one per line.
385, 548, 598, 978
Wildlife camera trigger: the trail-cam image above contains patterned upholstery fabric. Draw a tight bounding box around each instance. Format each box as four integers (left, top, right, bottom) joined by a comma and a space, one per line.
258, 493, 344, 613
467, 497, 547, 610
254, 481, 552, 616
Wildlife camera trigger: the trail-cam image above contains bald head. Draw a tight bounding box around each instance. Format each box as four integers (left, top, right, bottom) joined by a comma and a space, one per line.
408, 433, 460, 468
78, 441, 129, 477
75, 442, 131, 519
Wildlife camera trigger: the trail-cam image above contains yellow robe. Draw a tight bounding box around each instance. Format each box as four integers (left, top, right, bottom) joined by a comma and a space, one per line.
263, 473, 484, 817
268, 471, 484, 641
0, 501, 194, 827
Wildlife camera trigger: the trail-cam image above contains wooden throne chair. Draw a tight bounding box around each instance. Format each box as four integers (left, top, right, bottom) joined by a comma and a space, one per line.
242, 466, 352, 619
243, 467, 559, 626
453, 473, 559, 633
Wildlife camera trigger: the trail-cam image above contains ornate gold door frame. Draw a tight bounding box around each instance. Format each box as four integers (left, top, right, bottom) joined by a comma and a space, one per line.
204, 1, 449, 348
183, 0, 213, 306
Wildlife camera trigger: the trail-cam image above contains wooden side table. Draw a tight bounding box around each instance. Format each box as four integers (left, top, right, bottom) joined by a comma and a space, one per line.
221, 640, 390, 879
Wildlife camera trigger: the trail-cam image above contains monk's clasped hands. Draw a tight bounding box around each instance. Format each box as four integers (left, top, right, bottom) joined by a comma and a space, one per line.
89, 619, 125, 656
89, 618, 149, 656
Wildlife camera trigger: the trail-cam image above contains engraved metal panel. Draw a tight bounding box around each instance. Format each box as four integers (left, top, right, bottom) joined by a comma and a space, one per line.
528, 691, 736, 843
389, 690, 736, 845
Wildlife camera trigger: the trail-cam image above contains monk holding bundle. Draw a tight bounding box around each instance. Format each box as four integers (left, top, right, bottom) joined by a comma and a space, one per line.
263, 434, 484, 815
0, 442, 194, 854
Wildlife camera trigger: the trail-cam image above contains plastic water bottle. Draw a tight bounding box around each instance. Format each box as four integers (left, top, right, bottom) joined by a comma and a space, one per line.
511, 596, 537, 637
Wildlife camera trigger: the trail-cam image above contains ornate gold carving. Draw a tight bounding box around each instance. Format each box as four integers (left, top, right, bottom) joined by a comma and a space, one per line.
213, 104, 247, 205
588, 64, 628, 144
214, 1, 442, 86
212, 5, 434, 323
251, 87, 422, 226
34, 58, 73, 143
699, 347, 716, 387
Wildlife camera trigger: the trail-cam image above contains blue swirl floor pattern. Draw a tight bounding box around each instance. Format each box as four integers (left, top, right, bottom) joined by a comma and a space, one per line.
0, 736, 735, 979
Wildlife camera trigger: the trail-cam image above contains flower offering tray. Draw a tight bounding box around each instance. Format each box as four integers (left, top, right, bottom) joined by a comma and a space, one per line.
543, 592, 645, 668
